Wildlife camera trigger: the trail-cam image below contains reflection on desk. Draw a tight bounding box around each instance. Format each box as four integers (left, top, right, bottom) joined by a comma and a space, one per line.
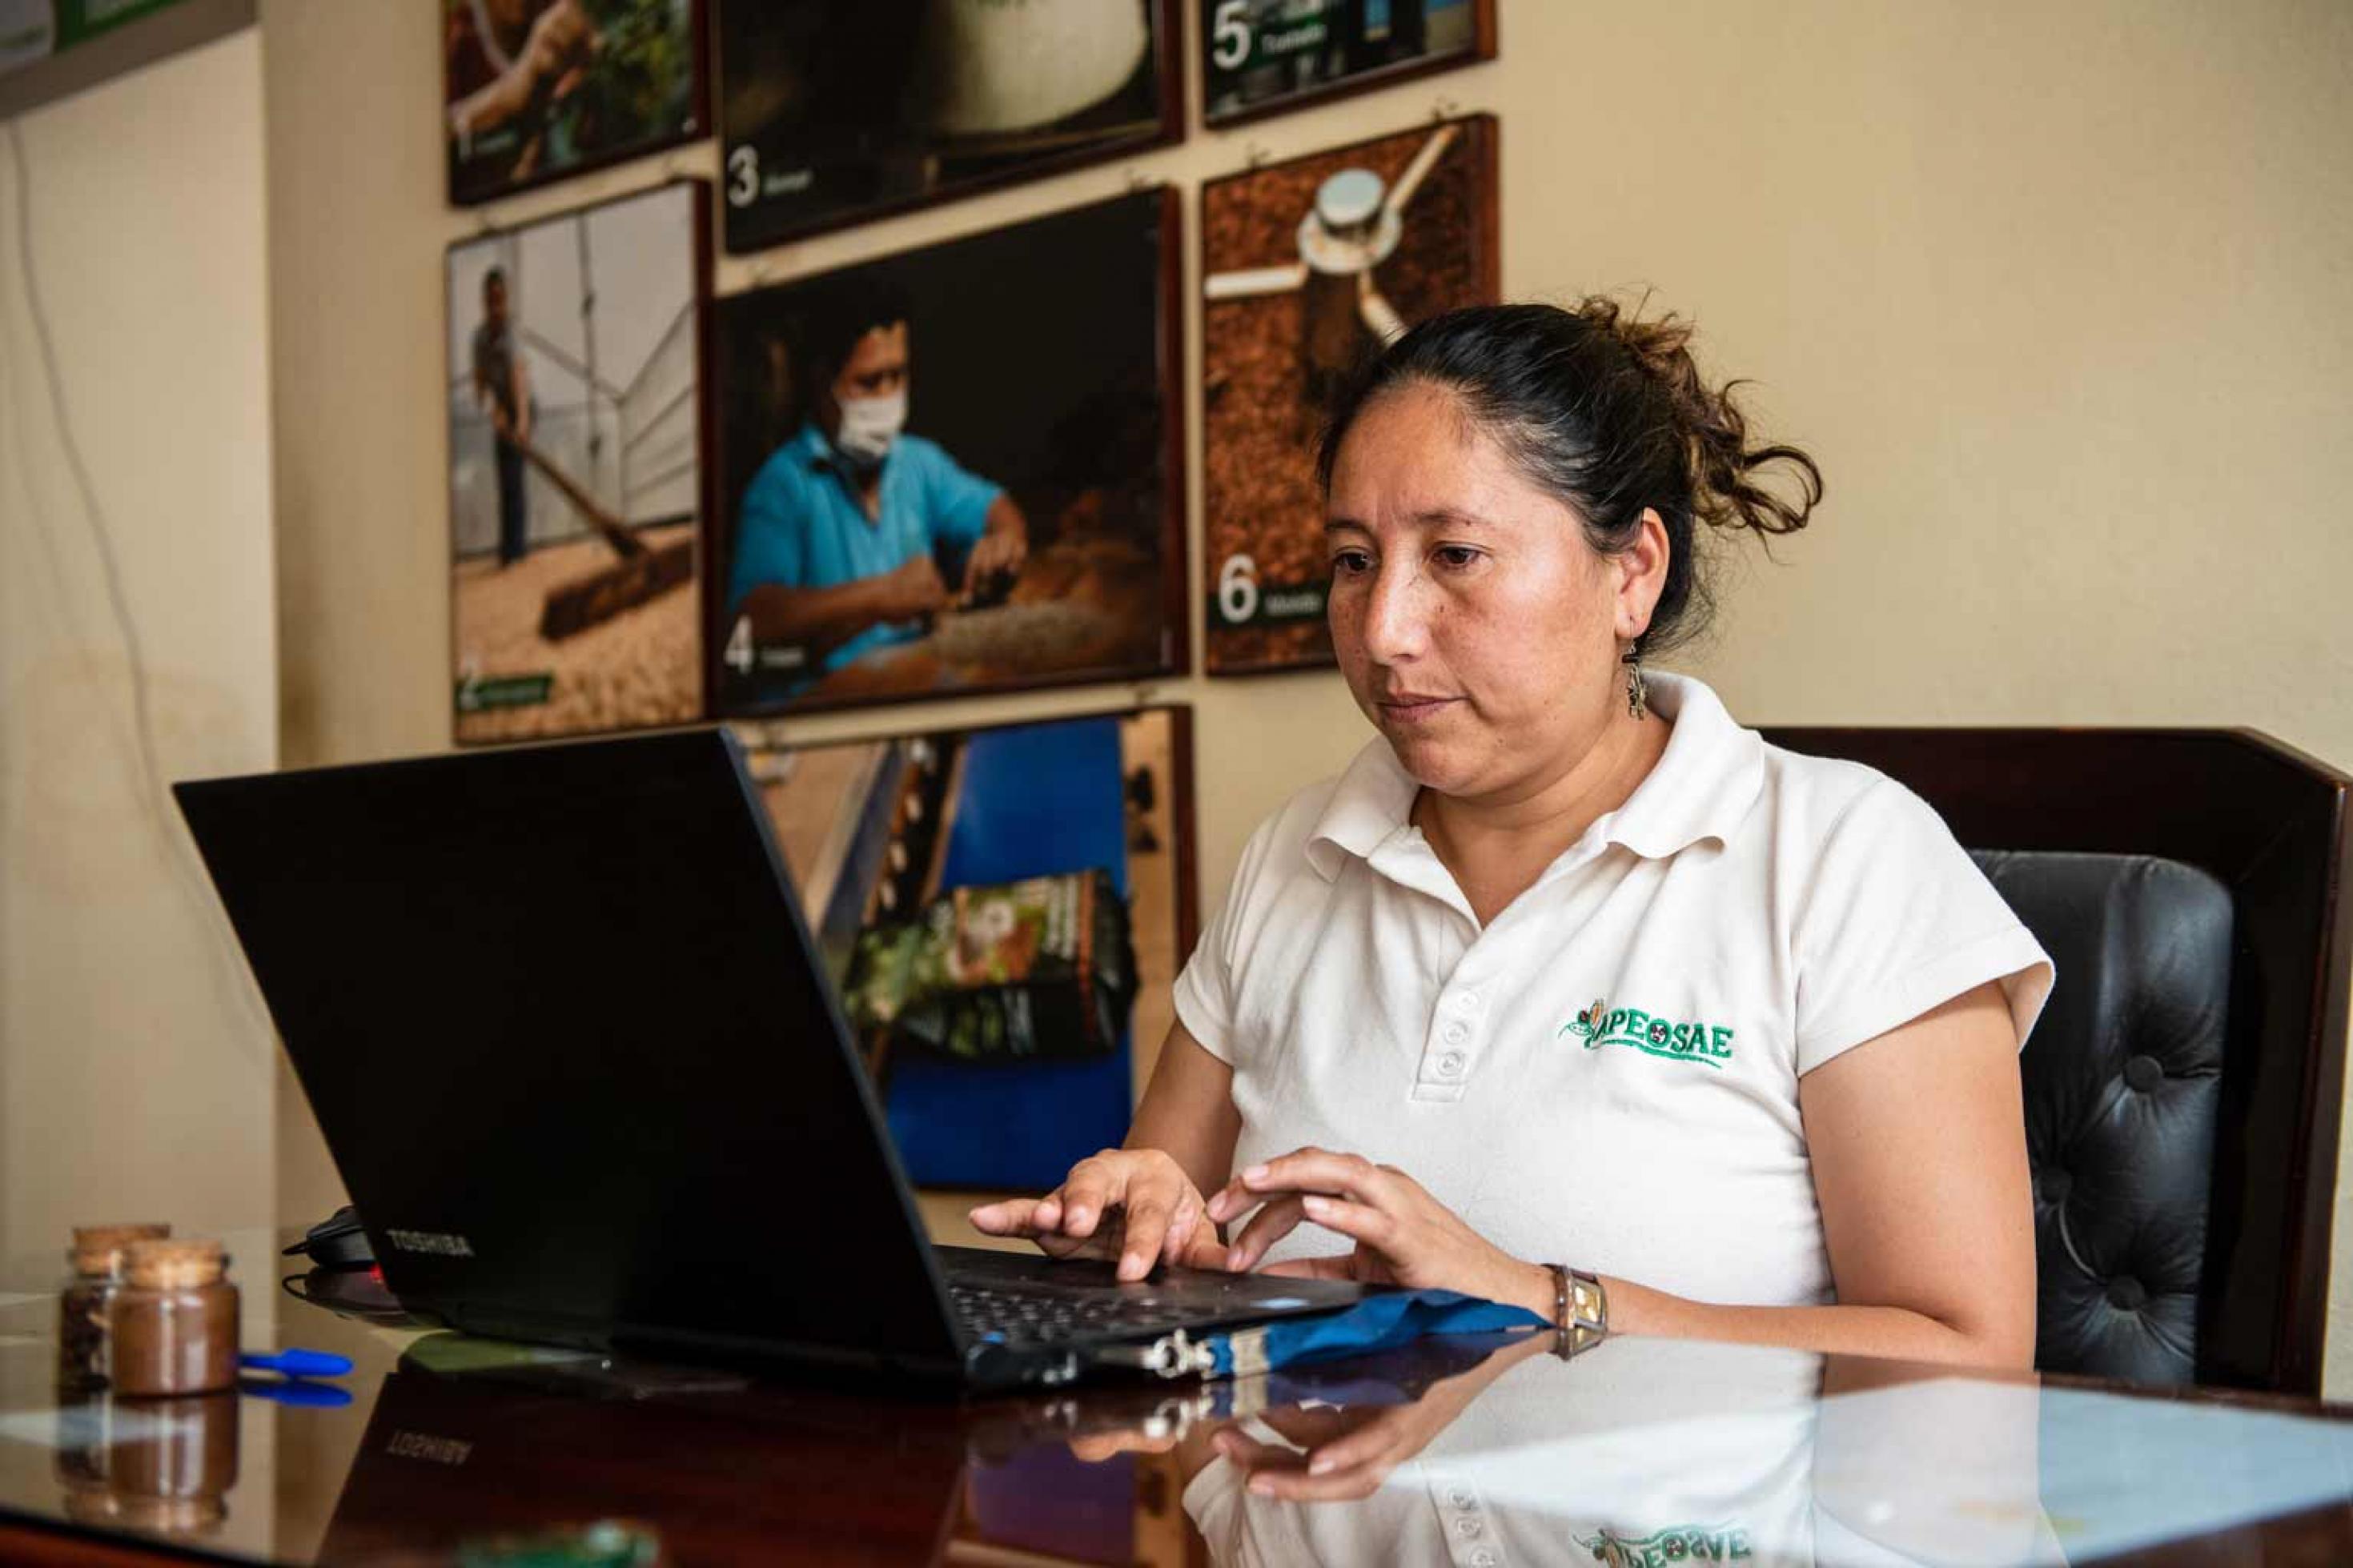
1, 1274, 2351, 1566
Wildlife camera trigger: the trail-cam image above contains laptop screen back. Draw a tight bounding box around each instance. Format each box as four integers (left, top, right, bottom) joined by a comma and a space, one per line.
175, 728, 962, 1374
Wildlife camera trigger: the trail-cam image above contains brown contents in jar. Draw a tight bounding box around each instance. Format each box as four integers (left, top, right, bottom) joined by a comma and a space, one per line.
55, 1390, 239, 1538
108, 1241, 239, 1398
58, 1224, 171, 1393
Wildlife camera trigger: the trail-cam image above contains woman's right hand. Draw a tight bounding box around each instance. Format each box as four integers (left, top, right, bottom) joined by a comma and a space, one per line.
970, 1149, 1224, 1281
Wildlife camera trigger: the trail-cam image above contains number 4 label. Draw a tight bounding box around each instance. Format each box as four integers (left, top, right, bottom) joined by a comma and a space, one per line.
723, 615, 756, 673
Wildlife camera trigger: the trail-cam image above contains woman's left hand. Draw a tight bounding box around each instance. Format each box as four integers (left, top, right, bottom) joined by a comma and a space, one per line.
1204, 1148, 1546, 1313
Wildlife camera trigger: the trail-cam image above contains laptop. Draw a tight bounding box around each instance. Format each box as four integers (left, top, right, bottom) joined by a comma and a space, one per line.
174, 727, 1376, 1391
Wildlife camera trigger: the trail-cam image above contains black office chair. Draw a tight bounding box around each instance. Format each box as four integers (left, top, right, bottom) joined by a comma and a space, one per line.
1763, 727, 2352, 1394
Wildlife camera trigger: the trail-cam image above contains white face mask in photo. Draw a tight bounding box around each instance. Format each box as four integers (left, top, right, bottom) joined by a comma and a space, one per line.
833, 387, 907, 466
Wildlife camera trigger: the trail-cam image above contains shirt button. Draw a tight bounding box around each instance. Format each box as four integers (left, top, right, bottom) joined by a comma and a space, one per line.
1436, 1051, 1468, 1079
1468, 1550, 1499, 1568
1453, 1515, 1484, 1539
1443, 1021, 1470, 1045
1448, 1486, 1476, 1510
1455, 991, 1481, 1012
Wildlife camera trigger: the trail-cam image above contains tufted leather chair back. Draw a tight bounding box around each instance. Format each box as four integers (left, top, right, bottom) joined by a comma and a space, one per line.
1972, 852, 2231, 1386
1763, 727, 2352, 1394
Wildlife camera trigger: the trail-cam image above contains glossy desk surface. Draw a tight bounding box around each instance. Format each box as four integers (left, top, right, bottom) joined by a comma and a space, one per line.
3, 1240, 2351, 1566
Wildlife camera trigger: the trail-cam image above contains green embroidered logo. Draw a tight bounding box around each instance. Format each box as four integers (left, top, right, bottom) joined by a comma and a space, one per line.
1560, 998, 1735, 1069
1575, 1523, 1752, 1565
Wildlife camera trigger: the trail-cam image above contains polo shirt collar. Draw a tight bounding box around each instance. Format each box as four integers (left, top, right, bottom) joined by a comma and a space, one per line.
1302, 672, 1765, 880
1606, 672, 1765, 859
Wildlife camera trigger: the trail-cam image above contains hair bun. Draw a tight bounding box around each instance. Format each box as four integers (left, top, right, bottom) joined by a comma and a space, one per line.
1574, 295, 1821, 540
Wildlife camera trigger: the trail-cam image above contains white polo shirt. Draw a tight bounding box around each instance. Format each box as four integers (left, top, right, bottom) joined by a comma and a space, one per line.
1172, 672, 2053, 1307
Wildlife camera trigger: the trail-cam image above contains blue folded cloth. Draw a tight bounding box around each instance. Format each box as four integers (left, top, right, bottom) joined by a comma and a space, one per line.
1203, 1289, 1548, 1380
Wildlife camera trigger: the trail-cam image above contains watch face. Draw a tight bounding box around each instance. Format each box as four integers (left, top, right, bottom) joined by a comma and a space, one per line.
717, 0, 1182, 252
1200, 115, 1500, 676
1200, 0, 1496, 127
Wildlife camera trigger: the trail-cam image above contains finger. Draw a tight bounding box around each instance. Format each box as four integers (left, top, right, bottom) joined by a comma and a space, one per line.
1225, 1195, 1307, 1273
1243, 1149, 1392, 1205
1299, 1193, 1396, 1249
1301, 1408, 1415, 1478
1160, 1189, 1203, 1269
1259, 1406, 1363, 1450
969, 1197, 1042, 1234
1057, 1162, 1122, 1237
1263, 1253, 1356, 1281
1068, 1430, 1174, 1462
1245, 1464, 1387, 1503
1117, 1190, 1176, 1281
1211, 1427, 1300, 1471
1034, 1228, 1115, 1261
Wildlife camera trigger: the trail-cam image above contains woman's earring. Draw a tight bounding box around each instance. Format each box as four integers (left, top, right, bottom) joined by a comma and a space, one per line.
1622, 638, 1648, 720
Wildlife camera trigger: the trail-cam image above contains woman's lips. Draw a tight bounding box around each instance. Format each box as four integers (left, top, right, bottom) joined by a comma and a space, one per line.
1377, 695, 1459, 724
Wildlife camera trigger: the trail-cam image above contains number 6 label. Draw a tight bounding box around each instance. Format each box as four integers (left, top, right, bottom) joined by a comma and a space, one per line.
1217, 554, 1260, 626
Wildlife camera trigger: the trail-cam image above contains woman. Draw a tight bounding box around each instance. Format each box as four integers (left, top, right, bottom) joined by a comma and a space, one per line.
974, 299, 2051, 1371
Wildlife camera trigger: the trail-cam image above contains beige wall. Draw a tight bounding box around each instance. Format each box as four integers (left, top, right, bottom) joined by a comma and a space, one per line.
256, 3, 2353, 1379
0, 29, 277, 1267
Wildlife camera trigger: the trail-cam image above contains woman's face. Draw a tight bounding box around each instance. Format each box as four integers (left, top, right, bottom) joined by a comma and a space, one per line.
1325, 383, 1634, 804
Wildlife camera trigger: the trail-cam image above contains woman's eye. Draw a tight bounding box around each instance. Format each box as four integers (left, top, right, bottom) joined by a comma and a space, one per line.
1331, 551, 1374, 575
1434, 546, 1482, 570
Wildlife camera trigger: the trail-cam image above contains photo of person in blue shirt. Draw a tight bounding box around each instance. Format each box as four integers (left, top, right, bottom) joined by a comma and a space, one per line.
723, 283, 1030, 691
711, 190, 1183, 716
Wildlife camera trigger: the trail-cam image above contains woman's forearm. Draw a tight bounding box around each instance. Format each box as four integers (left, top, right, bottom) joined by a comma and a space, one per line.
1487, 1261, 2031, 1371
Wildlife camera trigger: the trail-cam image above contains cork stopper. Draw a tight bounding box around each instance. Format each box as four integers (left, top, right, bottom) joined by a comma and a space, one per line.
69, 1225, 171, 1278
122, 1239, 227, 1291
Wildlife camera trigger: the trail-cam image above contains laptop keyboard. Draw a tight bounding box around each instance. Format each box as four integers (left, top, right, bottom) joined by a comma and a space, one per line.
949, 1281, 1201, 1347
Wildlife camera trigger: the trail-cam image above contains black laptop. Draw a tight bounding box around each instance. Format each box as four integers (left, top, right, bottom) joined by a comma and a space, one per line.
174, 728, 1374, 1391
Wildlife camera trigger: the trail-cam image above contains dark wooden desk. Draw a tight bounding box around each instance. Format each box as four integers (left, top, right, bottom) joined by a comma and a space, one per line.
2, 1266, 2350, 1566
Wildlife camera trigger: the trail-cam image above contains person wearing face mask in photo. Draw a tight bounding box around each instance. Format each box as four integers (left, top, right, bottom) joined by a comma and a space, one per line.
724, 283, 1030, 692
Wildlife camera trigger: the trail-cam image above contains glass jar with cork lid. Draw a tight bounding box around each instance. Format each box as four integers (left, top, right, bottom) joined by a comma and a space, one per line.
58, 1225, 171, 1392
108, 1240, 239, 1398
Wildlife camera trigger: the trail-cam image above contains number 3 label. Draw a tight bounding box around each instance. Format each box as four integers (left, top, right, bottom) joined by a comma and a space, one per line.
726, 146, 760, 209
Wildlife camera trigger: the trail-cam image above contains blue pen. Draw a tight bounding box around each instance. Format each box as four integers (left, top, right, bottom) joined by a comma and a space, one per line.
239, 1348, 353, 1380
239, 1376, 353, 1408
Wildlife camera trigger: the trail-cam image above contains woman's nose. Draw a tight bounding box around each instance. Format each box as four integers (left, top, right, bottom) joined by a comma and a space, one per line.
1357, 563, 1428, 663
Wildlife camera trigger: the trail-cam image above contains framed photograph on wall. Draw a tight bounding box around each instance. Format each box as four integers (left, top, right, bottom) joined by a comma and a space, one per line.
717, 0, 1183, 253
709, 187, 1186, 716
444, 0, 708, 207
1201, 0, 1496, 128
447, 178, 711, 744
1200, 114, 1497, 675
743, 704, 1196, 1189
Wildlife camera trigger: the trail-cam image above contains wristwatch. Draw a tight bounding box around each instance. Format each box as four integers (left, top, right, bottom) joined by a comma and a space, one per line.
1547, 1263, 1608, 1357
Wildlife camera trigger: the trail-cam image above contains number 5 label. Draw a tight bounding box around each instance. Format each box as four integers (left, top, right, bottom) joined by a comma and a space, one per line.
1211, 0, 1252, 70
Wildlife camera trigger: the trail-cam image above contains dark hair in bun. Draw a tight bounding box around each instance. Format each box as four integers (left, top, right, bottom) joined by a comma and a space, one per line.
1317, 298, 1824, 652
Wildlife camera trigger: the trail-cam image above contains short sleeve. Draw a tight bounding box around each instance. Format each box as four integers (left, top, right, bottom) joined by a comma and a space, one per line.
1171, 815, 1283, 1067
725, 457, 808, 611
913, 439, 1001, 551
1793, 779, 2054, 1075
